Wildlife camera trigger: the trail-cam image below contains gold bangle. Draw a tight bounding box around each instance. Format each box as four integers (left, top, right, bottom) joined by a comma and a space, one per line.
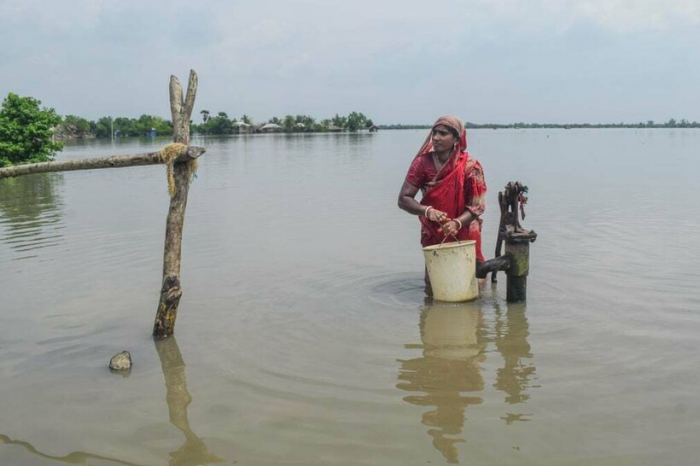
454, 218, 462, 230
424, 206, 432, 218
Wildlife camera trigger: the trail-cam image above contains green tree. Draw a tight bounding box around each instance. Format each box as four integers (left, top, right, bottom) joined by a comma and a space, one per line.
197, 111, 232, 135
282, 115, 295, 133
0, 93, 63, 167
346, 111, 367, 132
61, 114, 91, 137
331, 114, 347, 129
135, 114, 172, 136
294, 114, 316, 132
94, 117, 113, 138
113, 117, 136, 136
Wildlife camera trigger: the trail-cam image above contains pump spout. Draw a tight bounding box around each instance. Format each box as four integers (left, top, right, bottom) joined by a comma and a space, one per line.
476, 255, 511, 279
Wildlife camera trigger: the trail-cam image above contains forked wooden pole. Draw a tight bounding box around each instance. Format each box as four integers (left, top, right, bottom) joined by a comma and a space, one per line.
0, 70, 204, 337
153, 70, 199, 338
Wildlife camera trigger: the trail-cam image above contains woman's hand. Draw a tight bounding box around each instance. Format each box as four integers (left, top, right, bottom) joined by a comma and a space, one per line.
440, 220, 461, 237
425, 207, 448, 223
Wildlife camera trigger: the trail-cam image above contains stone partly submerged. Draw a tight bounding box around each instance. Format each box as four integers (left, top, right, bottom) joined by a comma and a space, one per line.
109, 351, 132, 372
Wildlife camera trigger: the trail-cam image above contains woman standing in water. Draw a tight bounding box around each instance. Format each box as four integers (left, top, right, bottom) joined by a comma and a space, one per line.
397, 115, 486, 292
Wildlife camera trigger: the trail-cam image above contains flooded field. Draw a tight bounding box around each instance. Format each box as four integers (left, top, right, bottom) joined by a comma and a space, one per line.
1, 129, 699, 465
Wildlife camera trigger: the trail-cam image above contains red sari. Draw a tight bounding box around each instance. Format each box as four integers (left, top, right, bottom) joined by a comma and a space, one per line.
405, 134, 487, 262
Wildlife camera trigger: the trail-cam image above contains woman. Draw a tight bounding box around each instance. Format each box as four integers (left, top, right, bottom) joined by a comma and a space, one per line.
397, 115, 486, 292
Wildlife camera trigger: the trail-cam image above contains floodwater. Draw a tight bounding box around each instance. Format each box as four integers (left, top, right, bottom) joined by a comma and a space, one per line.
1, 129, 699, 465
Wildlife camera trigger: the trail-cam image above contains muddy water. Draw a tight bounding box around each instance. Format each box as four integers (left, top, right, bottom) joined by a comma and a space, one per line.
1, 129, 699, 465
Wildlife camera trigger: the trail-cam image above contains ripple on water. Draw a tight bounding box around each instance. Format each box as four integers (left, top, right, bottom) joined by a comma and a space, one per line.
193, 268, 436, 416
0, 173, 67, 262
0, 209, 65, 261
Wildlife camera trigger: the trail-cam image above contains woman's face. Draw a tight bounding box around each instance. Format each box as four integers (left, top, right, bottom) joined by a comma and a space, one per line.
431, 125, 458, 153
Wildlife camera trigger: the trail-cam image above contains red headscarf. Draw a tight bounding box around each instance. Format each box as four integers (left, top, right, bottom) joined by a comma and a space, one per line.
414, 115, 468, 159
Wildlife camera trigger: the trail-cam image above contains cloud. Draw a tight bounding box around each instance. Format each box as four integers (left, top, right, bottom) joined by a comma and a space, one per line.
0, 0, 103, 32
576, 0, 700, 32
1, 0, 699, 123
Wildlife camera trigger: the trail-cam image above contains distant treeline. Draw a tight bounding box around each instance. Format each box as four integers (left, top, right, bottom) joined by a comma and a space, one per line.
52, 114, 700, 140
380, 118, 700, 130
54, 111, 376, 139
195, 110, 374, 135
56, 114, 173, 139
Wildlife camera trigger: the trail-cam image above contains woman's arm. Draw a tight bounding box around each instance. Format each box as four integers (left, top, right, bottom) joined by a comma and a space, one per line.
397, 180, 448, 223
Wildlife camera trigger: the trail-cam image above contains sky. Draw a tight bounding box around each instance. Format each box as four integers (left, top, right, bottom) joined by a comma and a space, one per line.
1, 0, 699, 125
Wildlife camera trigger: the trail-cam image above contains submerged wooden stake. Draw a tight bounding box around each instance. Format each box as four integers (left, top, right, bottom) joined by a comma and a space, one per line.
153, 70, 199, 338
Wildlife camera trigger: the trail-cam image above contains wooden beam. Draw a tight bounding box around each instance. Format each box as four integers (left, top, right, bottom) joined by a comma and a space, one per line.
0, 147, 205, 180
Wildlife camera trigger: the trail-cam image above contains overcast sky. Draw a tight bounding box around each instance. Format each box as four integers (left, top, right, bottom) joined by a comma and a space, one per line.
2, 0, 699, 124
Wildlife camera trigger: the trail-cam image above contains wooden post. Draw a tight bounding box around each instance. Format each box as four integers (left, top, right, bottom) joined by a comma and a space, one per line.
153, 70, 198, 338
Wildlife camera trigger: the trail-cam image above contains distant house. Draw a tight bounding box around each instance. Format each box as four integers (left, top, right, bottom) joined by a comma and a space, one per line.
368, 125, 379, 132
327, 125, 343, 132
233, 121, 251, 134
259, 123, 282, 133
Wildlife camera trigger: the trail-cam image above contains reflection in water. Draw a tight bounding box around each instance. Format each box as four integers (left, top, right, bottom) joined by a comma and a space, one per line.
0, 434, 143, 465
397, 299, 537, 462
0, 338, 224, 466
0, 172, 65, 258
397, 300, 486, 464
493, 302, 536, 423
154, 337, 224, 466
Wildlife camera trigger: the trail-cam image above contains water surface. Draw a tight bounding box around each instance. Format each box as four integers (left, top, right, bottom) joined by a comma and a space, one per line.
1, 129, 699, 465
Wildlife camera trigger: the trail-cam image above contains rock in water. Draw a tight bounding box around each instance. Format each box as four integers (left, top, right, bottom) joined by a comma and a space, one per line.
109, 351, 132, 371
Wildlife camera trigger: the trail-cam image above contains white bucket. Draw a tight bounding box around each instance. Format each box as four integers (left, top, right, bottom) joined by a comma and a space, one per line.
422, 240, 479, 302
